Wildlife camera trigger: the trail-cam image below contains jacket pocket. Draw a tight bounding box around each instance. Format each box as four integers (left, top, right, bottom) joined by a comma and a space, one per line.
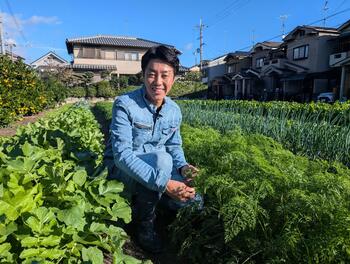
132, 122, 152, 148
160, 126, 177, 144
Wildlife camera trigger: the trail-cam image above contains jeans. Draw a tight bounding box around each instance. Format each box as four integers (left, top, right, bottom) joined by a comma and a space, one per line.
107, 151, 203, 222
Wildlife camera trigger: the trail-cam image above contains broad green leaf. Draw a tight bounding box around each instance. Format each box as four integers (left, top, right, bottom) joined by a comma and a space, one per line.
109, 198, 131, 223
20, 248, 41, 259
98, 180, 124, 196
89, 222, 108, 233
0, 243, 13, 262
21, 236, 39, 248
21, 141, 34, 157
57, 205, 86, 231
0, 200, 19, 221
0, 243, 11, 254
73, 169, 87, 187
0, 222, 17, 242
40, 235, 61, 247
82, 246, 104, 264
39, 248, 66, 259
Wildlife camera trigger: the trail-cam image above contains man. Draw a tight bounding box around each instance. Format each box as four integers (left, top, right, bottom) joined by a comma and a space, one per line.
104, 45, 202, 253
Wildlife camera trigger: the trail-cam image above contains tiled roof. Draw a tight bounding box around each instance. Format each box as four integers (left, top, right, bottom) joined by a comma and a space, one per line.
66, 35, 174, 53
67, 64, 117, 70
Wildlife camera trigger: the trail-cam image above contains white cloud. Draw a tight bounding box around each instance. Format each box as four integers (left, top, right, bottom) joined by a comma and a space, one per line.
0, 12, 62, 59
25, 15, 61, 25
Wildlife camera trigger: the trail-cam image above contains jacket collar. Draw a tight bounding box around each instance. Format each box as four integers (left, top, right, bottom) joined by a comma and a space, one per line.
141, 85, 169, 116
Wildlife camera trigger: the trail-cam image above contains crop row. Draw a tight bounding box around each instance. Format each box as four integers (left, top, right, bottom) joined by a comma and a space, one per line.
171, 124, 350, 263
179, 104, 350, 167
0, 103, 144, 263
178, 100, 350, 127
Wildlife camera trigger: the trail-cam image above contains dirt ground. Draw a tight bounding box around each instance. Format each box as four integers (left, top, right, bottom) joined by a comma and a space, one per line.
0, 110, 49, 137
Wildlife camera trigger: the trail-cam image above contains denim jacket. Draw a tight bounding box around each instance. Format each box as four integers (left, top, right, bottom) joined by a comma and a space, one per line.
104, 86, 188, 193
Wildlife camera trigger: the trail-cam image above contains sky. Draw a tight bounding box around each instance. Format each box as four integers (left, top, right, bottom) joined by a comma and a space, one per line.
1, 0, 350, 67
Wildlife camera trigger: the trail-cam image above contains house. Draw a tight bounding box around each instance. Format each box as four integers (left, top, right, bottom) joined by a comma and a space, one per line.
261, 26, 339, 101
4, 50, 25, 62
65, 35, 175, 82
201, 55, 227, 84
207, 51, 252, 99
30, 51, 69, 72
329, 19, 350, 101
189, 64, 200, 72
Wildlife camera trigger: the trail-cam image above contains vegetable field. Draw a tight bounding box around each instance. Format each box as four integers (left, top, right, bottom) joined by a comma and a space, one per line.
0, 103, 148, 263
1, 99, 350, 264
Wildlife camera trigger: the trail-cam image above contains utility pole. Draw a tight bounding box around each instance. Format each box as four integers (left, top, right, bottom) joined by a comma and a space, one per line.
279, 15, 289, 40
323, 0, 329, 27
196, 18, 206, 70
251, 29, 255, 49
0, 12, 5, 55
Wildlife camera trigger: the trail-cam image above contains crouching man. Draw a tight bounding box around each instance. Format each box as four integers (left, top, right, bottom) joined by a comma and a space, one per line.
104, 45, 203, 253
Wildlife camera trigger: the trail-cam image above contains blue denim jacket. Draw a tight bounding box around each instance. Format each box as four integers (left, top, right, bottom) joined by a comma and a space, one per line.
104, 86, 188, 193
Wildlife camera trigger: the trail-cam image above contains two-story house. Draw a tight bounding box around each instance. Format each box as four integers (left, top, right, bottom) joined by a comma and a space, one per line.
30, 51, 69, 72
208, 51, 252, 99
201, 55, 227, 84
65, 35, 175, 82
261, 26, 339, 101
329, 19, 350, 101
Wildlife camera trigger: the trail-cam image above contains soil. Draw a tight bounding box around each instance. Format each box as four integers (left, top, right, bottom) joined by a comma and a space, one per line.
0, 110, 50, 137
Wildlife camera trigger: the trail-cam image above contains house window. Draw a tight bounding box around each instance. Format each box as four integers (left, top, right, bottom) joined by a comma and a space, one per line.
79, 47, 103, 59
227, 64, 236, 73
117, 51, 139, 61
125, 52, 139, 61
256, 57, 264, 68
293, 45, 309, 60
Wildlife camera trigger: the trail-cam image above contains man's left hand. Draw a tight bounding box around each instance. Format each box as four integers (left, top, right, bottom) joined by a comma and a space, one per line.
180, 164, 199, 179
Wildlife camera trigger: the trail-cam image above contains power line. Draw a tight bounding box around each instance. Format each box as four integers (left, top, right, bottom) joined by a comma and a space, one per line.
4, 0, 28, 44
206, 0, 252, 30
228, 7, 350, 54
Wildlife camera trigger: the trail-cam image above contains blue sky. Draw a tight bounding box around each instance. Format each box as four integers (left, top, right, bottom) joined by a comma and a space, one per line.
1, 0, 349, 67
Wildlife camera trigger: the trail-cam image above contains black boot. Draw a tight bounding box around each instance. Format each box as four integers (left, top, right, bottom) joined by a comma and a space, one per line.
131, 183, 163, 253
136, 219, 163, 253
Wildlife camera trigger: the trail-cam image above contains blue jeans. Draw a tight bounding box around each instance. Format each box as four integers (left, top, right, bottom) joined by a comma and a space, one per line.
107, 151, 203, 222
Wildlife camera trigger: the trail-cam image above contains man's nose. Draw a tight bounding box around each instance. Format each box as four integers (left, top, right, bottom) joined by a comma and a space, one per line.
154, 74, 162, 84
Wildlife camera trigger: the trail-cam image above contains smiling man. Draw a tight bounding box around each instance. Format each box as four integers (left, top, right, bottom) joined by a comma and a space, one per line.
104, 45, 203, 253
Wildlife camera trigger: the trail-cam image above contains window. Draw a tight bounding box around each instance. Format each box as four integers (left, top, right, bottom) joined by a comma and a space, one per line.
78, 47, 103, 59
256, 57, 264, 68
116, 51, 139, 61
228, 64, 236, 73
293, 45, 309, 60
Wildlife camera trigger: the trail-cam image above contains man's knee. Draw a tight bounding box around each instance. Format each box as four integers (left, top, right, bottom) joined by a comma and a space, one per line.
138, 151, 173, 176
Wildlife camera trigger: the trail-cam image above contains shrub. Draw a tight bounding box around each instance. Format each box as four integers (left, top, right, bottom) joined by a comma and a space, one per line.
68, 86, 86, 98
42, 76, 69, 106
110, 75, 128, 89
86, 85, 97, 97
0, 55, 47, 126
96, 81, 115, 98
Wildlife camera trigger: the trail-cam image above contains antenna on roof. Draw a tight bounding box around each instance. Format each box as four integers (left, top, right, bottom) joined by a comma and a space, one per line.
279, 15, 289, 39
323, 0, 329, 27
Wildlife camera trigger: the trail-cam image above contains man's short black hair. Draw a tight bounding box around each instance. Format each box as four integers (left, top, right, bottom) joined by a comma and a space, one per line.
141, 45, 180, 75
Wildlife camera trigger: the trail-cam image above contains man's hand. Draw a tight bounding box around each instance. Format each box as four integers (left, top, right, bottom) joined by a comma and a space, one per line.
165, 180, 195, 202
180, 164, 199, 179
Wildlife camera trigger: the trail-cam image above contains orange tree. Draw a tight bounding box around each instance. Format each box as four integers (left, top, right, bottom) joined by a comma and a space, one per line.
0, 55, 50, 127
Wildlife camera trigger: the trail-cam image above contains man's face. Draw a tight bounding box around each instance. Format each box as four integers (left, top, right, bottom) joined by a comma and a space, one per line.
144, 59, 175, 108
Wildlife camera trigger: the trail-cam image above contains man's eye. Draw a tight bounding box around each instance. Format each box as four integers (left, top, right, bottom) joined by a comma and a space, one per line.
162, 75, 169, 79
148, 73, 155, 78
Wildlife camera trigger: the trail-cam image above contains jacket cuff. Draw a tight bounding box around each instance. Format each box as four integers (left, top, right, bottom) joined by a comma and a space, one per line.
154, 169, 170, 193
